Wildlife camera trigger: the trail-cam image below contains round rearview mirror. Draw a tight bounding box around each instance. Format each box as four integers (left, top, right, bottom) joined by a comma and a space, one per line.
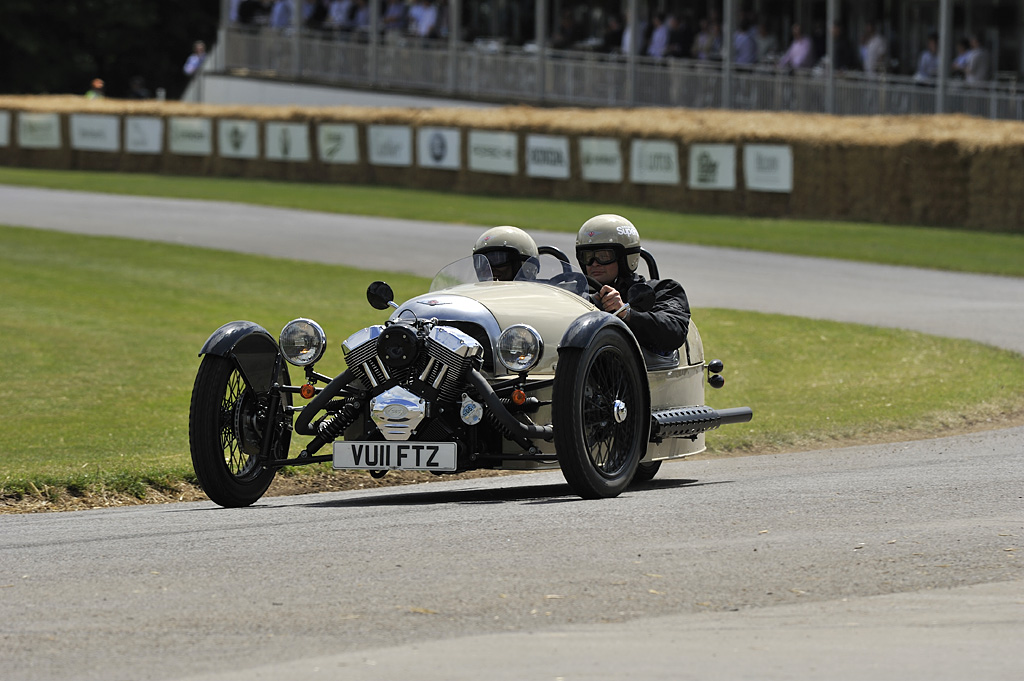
367, 281, 395, 310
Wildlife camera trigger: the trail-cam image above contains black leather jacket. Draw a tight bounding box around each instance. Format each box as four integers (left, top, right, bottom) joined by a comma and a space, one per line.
608, 272, 691, 354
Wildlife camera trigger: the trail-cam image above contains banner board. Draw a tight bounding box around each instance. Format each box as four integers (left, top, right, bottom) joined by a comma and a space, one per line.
369, 125, 412, 167
125, 117, 164, 155
70, 115, 119, 152
630, 139, 680, 185
0, 111, 10, 147
743, 144, 794, 193
526, 134, 570, 179
417, 127, 460, 170
18, 112, 61, 149
688, 144, 737, 190
317, 123, 359, 164
218, 119, 259, 159
265, 122, 310, 162
580, 137, 623, 183
468, 130, 517, 175
169, 117, 212, 156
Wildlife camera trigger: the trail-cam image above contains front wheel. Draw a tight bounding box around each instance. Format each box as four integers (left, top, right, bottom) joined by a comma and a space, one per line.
189, 354, 291, 507
553, 327, 650, 499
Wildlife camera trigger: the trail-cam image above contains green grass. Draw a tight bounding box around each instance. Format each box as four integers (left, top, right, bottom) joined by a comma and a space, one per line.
1, 166, 1023, 277
2, 224, 1023, 500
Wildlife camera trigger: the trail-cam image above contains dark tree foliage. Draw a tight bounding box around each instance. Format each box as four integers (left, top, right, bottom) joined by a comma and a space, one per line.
0, 0, 219, 98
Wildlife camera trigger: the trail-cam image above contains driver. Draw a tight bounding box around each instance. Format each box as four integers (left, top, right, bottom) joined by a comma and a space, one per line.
576, 214, 691, 359
473, 226, 539, 281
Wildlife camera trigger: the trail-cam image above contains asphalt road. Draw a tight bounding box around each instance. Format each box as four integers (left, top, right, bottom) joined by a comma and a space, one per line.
1, 186, 1022, 680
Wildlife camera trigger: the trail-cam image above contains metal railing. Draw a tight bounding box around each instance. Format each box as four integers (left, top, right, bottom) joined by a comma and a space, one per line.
219, 27, 1024, 119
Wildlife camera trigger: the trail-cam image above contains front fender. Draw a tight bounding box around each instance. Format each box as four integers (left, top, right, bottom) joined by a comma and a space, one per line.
199, 321, 281, 394
559, 310, 637, 352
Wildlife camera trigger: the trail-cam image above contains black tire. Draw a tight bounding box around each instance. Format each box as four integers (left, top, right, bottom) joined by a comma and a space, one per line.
632, 460, 662, 484
189, 354, 291, 507
553, 327, 650, 499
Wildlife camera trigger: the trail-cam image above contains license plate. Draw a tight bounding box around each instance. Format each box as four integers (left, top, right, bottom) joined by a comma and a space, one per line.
333, 441, 458, 471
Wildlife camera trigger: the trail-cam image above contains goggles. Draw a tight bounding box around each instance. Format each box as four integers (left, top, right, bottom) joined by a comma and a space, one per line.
578, 248, 618, 266
481, 248, 517, 269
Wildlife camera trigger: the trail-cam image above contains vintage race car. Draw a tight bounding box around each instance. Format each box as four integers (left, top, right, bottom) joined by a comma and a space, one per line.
189, 248, 752, 507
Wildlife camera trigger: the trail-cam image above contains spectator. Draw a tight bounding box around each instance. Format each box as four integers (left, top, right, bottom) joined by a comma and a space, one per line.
691, 18, 722, 60
600, 15, 624, 54
754, 20, 777, 63
238, 0, 272, 25
914, 33, 939, 82
965, 34, 991, 82
408, 0, 438, 38
269, 0, 294, 30
303, 0, 327, 29
831, 21, 860, 71
127, 76, 151, 99
351, 0, 370, 33
551, 8, 584, 50
860, 21, 887, 75
778, 22, 813, 71
733, 17, 757, 66
666, 11, 694, 59
952, 38, 972, 78
324, 0, 354, 32
381, 0, 407, 33
85, 78, 105, 99
183, 41, 207, 76
646, 13, 670, 58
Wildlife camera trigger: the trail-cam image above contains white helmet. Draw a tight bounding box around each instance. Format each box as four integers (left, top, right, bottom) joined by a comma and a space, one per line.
473, 226, 539, 280
575, 214, 641, 272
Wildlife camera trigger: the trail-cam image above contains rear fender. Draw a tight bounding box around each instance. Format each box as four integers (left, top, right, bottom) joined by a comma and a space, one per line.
199, 321, 281, 394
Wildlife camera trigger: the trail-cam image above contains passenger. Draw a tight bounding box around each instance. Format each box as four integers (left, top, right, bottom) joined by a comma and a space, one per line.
576, 214, 691, 361
473, 226, 539, 282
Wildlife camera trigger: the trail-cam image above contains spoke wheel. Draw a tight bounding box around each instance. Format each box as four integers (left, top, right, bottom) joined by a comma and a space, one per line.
553, 327, 649, 499
189, 354, 290, 507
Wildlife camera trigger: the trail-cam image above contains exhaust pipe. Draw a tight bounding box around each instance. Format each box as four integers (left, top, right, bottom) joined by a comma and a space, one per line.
650, 405, 753, 441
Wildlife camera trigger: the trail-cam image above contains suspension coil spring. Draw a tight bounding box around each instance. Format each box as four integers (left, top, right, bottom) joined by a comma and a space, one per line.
485, 398, 516, 441
301, 399, 362, 457
317, 400, 362, 441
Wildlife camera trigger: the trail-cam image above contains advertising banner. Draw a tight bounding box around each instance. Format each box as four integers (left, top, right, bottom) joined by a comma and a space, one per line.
688, 144, 736, 190
743, 144, 794, 193
125, 117, 164, 155
218, 119, 259, 159
317, 123, 359, 164
17, 112, 61, 149
417, 127, 460, 170
526, 134, 570, 179
468, 130, 517, 175
0, 111, 10, 147
369, 125, 412, 167
70, 114, 120, 152
265, 122, 310, 162
630, 139, 680, 185
580, 137, 623, 183
169, 117, 212, 156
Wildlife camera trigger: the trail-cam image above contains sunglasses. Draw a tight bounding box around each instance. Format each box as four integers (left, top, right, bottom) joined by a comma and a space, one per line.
578, 248, 617, 266
483, 249, 517, 268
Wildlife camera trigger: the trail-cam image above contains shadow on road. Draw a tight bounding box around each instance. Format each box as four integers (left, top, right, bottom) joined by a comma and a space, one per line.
300, 477, 722, 508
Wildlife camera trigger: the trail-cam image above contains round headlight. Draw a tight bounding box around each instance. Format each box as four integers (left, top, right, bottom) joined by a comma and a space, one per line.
497, 324, 543, 373
279, 318, 327, 367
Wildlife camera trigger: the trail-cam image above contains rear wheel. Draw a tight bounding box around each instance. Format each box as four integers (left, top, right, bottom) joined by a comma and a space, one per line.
553, 328, 649, 499
632, 460, 662, 484
189, 354, 291, 507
